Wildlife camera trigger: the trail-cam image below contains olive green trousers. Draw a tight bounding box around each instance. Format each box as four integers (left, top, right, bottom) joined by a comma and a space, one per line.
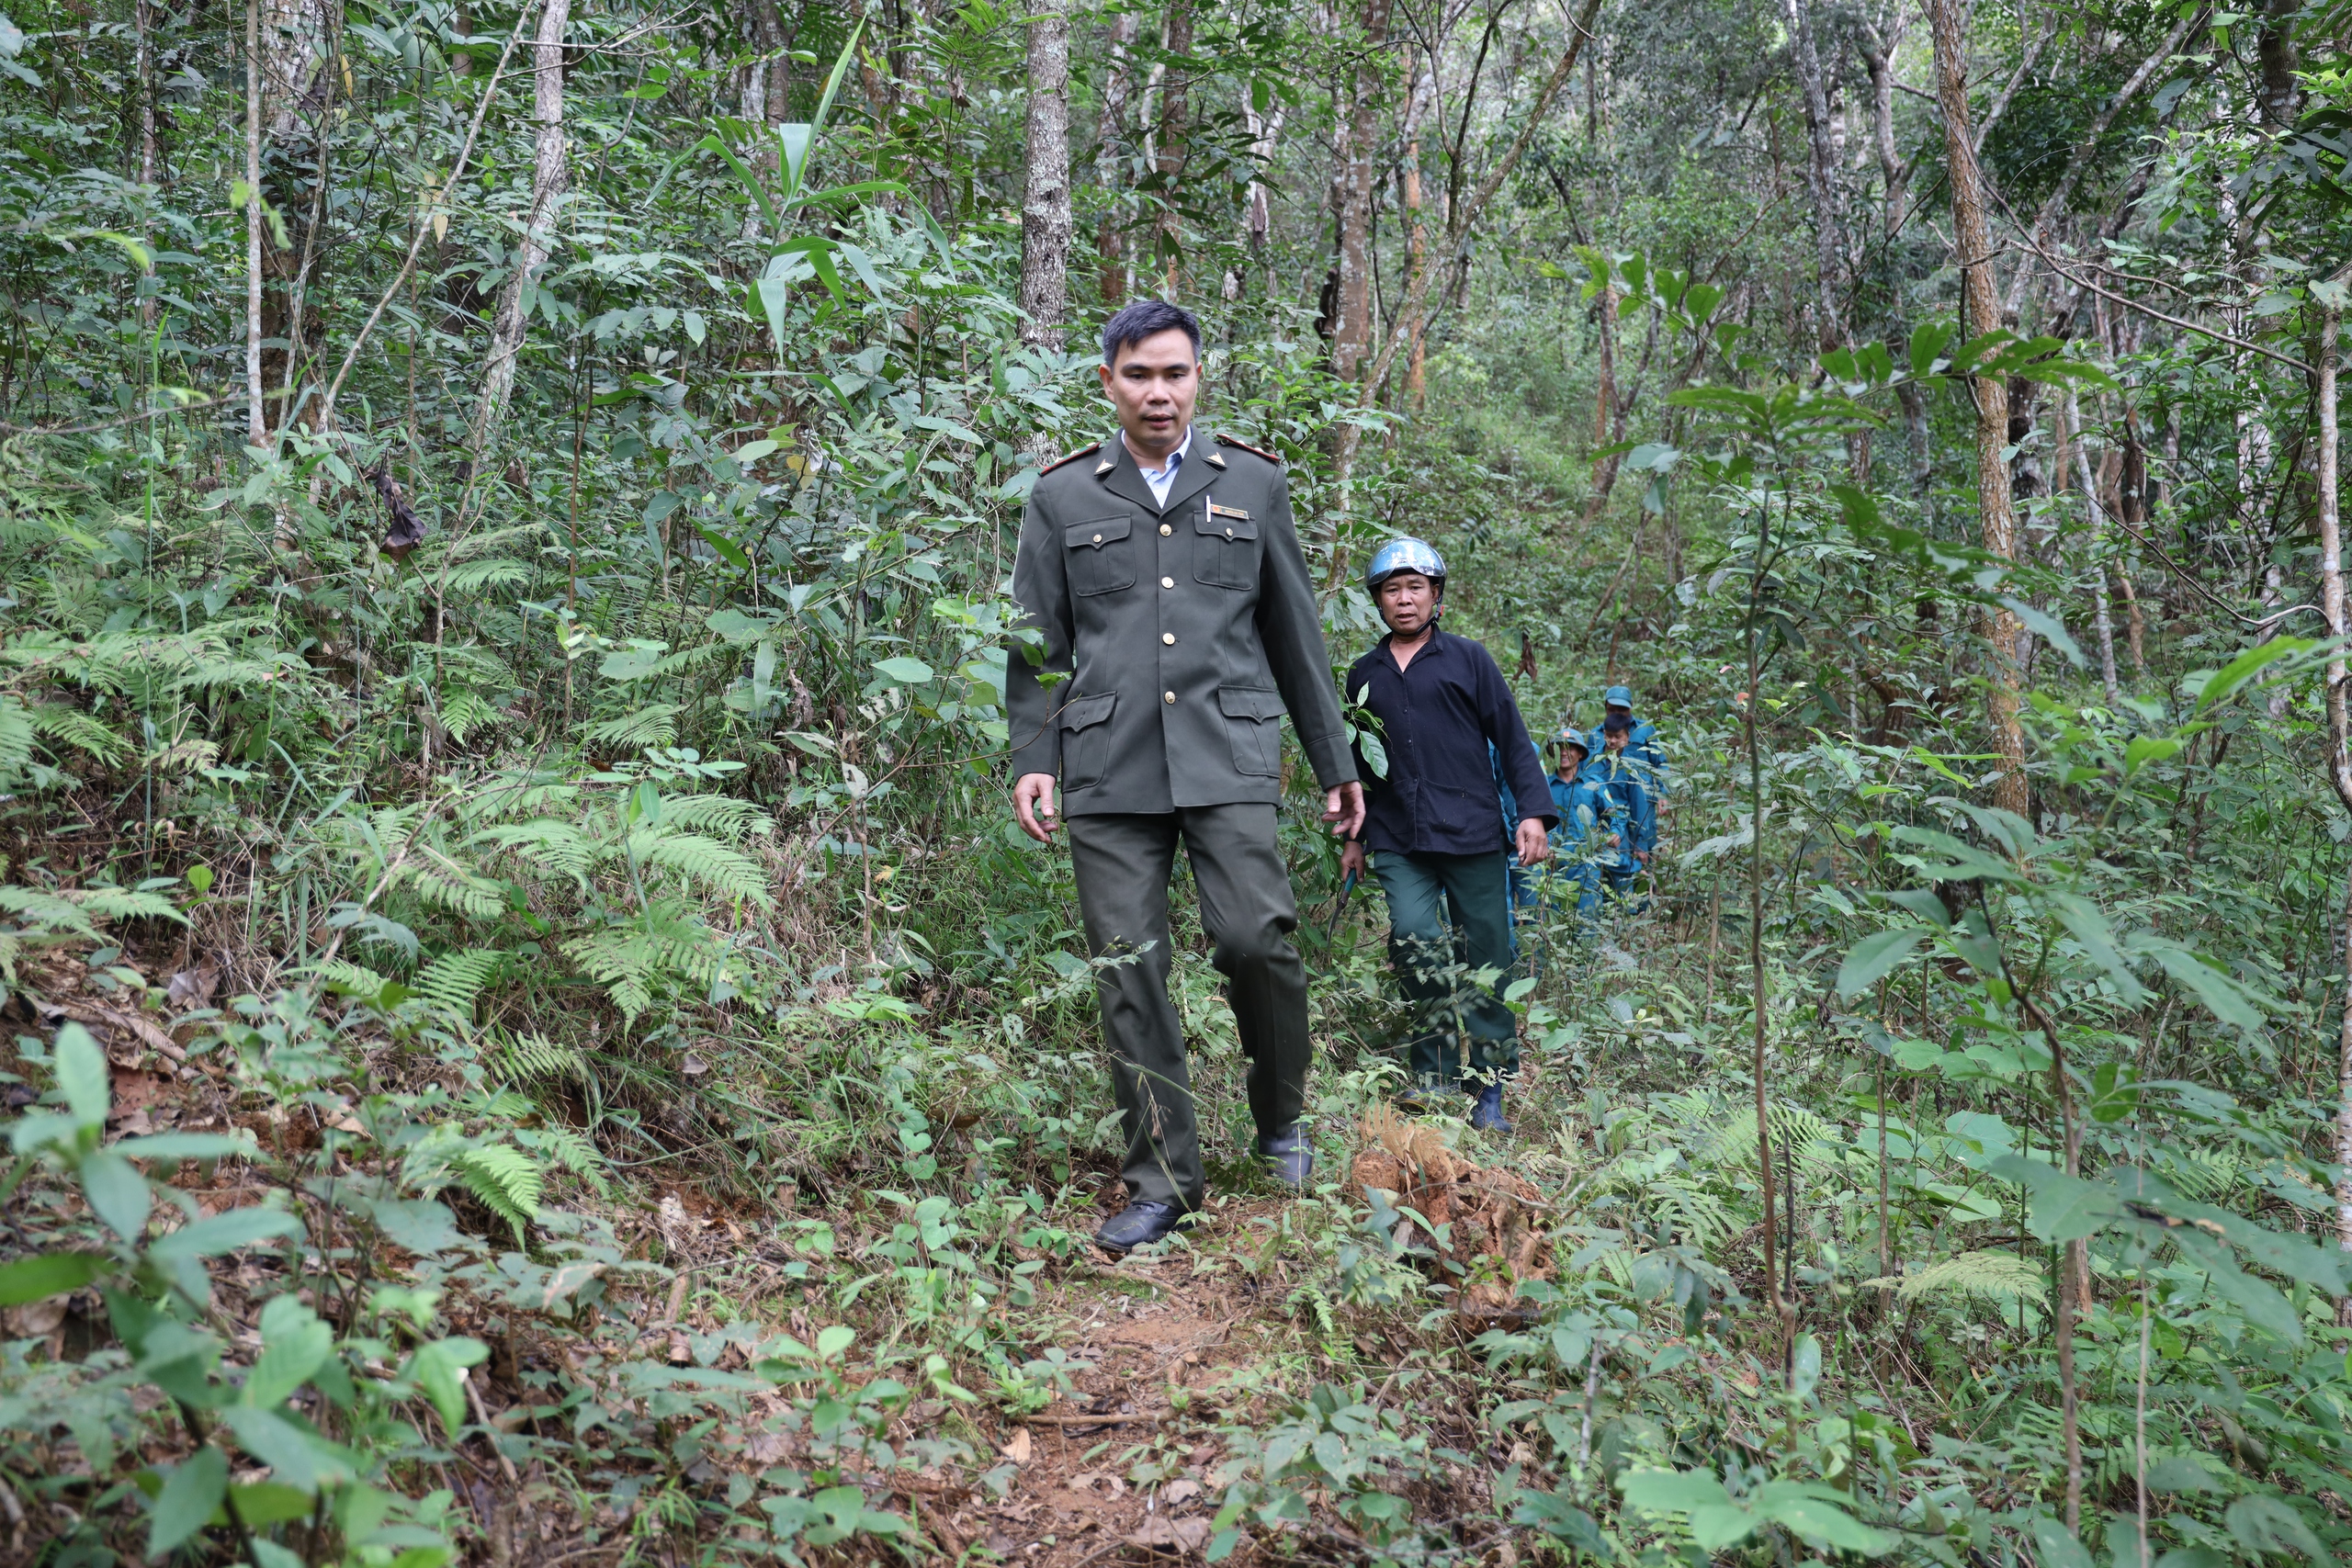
1066, 805, 1311, 1210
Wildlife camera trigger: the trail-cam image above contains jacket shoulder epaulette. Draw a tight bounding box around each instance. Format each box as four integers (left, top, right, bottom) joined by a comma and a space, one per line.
1215, 432, 1281, 465
1040, 442, 1102, 475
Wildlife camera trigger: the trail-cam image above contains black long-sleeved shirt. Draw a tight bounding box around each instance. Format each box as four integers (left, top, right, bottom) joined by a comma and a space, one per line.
1344, 627, 1556, 857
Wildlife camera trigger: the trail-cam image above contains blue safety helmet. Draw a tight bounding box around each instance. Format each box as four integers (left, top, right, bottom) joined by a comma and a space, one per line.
1366, 536, 1447, 594
1602, 684, 1634, 709
1554, 726, 1589, 753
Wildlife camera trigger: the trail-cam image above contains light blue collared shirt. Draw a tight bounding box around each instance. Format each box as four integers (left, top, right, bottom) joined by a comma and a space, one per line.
1125, 426, 1193, 506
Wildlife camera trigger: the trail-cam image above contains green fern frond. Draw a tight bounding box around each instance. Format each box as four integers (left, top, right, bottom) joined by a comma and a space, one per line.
503, 1030, 588, 1084
1872, 1249, 2048, 1305
67, 886, 190, 926
1697, 1100, 1838, 1172
0, 886, 99, 939
438, 690, 501, 745
654, 793, 770, 840
628, 829, 775, 908
454, 1144, 543, 1242
306, 957, 391, 997
0, 699, 33, 771
24, 703, 130, 762
518, 1123, 611, 1199
443, 558, 533, 593
401, 859, 506, 921
414, 948, 504, 1023
580, 705, 681, 749
463, 819, 594, 885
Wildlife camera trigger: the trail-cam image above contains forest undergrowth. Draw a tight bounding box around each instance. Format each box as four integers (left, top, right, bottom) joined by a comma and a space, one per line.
1, 0, 2350, 1564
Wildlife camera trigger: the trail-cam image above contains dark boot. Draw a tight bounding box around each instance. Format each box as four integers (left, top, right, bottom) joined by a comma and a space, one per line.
1094, 1201, 1186, 1255
1255, 1122, 1313, 1188
1467, 1080, 1512, 1134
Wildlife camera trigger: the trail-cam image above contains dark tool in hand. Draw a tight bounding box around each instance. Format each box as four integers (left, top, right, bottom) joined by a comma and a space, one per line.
1324, 868, 1359, 942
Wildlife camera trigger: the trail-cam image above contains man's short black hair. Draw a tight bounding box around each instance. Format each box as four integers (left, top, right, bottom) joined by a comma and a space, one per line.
1601, 712, 1634, 734
1102, 300, 1203, 366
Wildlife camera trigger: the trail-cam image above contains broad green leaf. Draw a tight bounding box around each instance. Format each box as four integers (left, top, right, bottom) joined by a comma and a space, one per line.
2030, 1514, 2096, 1568
695, 524, 752, 571
79, 1152, 151, 1242
148, 1206, 302, 1262
2190, 637, 2311, 712
816, 1324, 854, 1359
245, 1295, 334, 1407
228, 1479, 316, 1525
149, 1444, 228, 1556
1619, 1470, 1732, 1512
1759, 1485, 1894, 1553
406, 1337, 489, 1434
217, 1404, 353, 1492
1837, 927, 1930, 998
873, 657, 933, 685
2001, 596, 2084, 668
53, 1021, 109, 1129
2045, 893, 2147, 1006
2175, 1231, 2302, 1344
0, 1250, 104, 1305
112, 1133, 251, 1161
2222, 1496, 2326, 1561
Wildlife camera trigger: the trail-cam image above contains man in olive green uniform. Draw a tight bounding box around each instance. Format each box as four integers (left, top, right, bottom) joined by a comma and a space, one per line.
1006, 300, 1364, 1254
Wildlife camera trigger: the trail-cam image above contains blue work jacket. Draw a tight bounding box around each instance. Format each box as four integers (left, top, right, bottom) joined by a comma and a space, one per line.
1346, 628, 1556, 857
1583, 750, 1657, 856
1619, 716, 1668, 794
1547, 769, 1615, 853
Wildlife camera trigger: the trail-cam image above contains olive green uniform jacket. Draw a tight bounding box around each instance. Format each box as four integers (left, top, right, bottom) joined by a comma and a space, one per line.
1004, 431, 1358, 810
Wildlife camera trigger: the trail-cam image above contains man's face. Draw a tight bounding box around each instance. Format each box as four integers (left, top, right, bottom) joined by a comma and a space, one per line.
1097, 328, 1200, 457
1603, 728, 1628, 754
1558, 745, 1588, 776
1376, 572, 1438, 637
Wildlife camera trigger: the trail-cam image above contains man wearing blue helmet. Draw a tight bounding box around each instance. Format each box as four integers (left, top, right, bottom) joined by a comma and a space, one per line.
1339, 537, 1555, 1133
1600, 684, 1668, 795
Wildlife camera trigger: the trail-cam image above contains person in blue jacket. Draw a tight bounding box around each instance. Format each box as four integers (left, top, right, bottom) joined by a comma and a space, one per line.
1340, 537, 1555, 1133
1588, 712, 1657, 906
1600, 684, 1668, 793
1543, 727, 1614, 931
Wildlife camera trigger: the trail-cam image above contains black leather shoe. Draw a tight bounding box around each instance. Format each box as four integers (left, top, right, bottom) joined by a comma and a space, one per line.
1094, 1201, 1185, 1254
1256, 1123, 1313, 1188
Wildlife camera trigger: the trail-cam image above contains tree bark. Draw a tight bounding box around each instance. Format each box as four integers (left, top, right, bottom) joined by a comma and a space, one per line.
1153, 0, 1193, 299
1096, 11, 1138, 306
1782, 0, 1846, 347
1017, 0, 1072, 355
472, 0, 571, 454
1329, 0, 1393, 384
1859, 10, 1905, 233
2314, 297, 2352, 1319
1929, 0, 2029, 818
245, 0, 266, 446
135, 0, 159, 329
1399, 50, 1432, 406
2069, 389, 2122, 705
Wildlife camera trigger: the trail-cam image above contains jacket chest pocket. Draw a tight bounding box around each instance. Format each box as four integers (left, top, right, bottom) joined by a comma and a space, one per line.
1193, 512, 1260, 590
1066, 517, 1135, 595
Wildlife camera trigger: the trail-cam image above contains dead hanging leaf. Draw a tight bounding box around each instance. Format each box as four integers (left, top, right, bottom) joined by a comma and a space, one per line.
1129, 1517, 1212, 1552
166, 964, 220, 1009
1001, 1428, 1032, 1465
4, 1298, 68, 1337
369, 466, 426, 558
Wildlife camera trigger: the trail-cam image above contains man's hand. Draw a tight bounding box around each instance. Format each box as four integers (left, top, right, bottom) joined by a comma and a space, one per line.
1325, 780, 1366, 840
1634, 850, 1652, 868
1515, 818, 1551, 866
1013, 773, 1059, 842
1340, 840, 1368, 880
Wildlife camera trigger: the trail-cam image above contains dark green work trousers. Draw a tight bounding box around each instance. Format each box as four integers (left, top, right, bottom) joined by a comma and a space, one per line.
1066, 805, 1310, 1211
1372, 848, 1521, 1091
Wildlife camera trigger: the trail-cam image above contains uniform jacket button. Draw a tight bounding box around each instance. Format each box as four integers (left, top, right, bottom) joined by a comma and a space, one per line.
1160, 576, 1174, 588
1159, 524, 1172, 536
1162, 632, 1176, 645
1163, 691, 1176, 704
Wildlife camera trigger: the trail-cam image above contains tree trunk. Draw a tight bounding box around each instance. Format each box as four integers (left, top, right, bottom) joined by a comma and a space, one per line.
1929, 0, 2028, 818
1096, 11, 1138, 306
2069, 389, 2122, 705
1781, 0, 1846, 347
1399, 50, 1432, 407
1153, 0, 1193, 299
1329, 0, 1392, 384
2315, 298, 2352, 1320
135, 0, 158, 328
1241, 95, 1285, 301
245, 0, 266, 446
1859, 11, 1905, 232
1017, 0, 1072, 355
472, 0, 571, 454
